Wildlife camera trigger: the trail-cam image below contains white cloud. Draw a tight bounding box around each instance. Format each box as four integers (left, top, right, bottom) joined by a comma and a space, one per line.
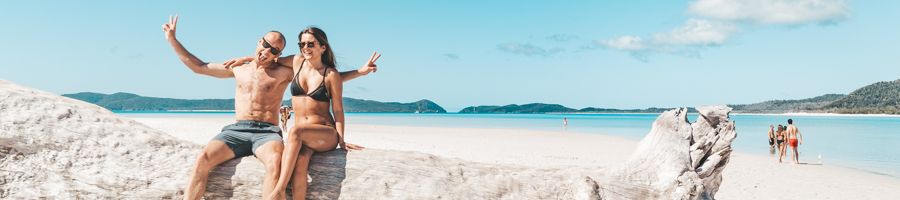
653, 19, 737, 46
599, 35, 646, 51
497, 43, 564, 57
546, 34, 580, 42
443, 53, 460, 60
600, 19, 736, 54
599, 0, 850, 60
688, 0, 849, 25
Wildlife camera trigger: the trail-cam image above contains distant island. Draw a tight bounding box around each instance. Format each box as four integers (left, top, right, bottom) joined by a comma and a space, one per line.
63, 79, 899, 115
342, 98, 446, 113
821, 79, 900, 114
728, 94, 847, 113
730, 79, 900, 114
62, 92, 446, 113
459, 79, 900, 114
459, 103, 697, 114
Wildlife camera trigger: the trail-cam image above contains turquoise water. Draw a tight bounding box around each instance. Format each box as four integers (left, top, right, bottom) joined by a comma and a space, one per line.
118, 112, 900, 178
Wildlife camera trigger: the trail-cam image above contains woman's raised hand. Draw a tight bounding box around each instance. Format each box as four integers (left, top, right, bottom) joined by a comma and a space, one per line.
358, 51, 381, 75
223, 56, 254, 69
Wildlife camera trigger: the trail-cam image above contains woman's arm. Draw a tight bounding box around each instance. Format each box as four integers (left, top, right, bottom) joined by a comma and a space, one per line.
338, 51, 381, 82
328, 68, 346, 146
327, 68, 363, 150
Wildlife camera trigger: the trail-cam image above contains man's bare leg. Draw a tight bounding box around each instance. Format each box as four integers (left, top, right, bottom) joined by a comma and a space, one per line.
184, 140, 236, 200
792, 146, 800, 164
291, 146, 315, 200
254, 141, 285, 199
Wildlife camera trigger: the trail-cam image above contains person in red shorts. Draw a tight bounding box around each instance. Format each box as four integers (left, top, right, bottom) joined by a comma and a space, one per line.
786, 119, 804, 164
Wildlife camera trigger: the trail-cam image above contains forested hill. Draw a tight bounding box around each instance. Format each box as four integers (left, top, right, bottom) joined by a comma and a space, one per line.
823, 79, 900, 114
63, 92, 447, 113
729, 94, 846, 113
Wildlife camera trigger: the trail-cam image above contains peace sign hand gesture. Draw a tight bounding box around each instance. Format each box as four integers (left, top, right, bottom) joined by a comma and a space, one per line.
358, 51, 381, 75
161, 15, 178, 41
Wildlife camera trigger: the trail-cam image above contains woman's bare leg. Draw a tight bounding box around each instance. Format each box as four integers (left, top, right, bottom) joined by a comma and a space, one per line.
778, 141, 788, 162
291, 146, 315, 200
274, 124, 339, 198
273, 125, 304, 195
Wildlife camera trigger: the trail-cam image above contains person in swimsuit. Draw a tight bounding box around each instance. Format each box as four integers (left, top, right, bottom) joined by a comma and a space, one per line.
265, 27, 375, 199
777, 124, 786, 162
786, 119, 803, 164
768, 125, 776, 154
279, 106, 292, 132
163, 15, 289, 200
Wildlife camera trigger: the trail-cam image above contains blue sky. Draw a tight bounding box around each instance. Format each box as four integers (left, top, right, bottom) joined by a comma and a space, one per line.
2, 0, 898, 112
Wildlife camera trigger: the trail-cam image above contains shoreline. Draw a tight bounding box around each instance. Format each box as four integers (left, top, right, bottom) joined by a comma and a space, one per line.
114, 110, 236, 113
738, 112, 900, 117
128, 115, 900, 199
125, 114, 900, 179
116, 110, 900, 117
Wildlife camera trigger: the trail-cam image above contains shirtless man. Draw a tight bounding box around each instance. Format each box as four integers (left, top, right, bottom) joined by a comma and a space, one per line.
786, 119, 804, 164
163, 15, 373, 200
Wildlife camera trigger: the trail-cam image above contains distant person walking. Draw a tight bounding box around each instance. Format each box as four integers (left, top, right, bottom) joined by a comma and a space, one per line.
563, 117, 568, 127
786, 119, 803, 164
768, 125, 776, 154
777, 124, 786, 162
279, 106, 292, 132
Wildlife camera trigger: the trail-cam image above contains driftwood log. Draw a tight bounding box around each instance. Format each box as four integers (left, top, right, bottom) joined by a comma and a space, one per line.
0, 80, 736, 199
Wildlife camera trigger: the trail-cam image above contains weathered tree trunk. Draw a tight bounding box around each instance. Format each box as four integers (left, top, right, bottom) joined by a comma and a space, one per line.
0, 80, 736, 199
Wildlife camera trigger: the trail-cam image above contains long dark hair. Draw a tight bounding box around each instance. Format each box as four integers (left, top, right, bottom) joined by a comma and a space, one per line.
300, 26, 336, 68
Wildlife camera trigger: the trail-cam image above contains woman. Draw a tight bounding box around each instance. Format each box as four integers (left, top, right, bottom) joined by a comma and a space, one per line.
776, 124, 786, 162
767, 125, 775, 154
767, 125, 775, 147
271, 27, 376, 199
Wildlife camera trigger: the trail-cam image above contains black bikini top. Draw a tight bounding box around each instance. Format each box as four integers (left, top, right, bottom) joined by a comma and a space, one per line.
290, 60, 330, 102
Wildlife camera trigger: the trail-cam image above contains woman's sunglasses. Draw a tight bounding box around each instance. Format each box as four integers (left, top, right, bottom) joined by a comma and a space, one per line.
298, 41, 318, 48
262, 39, 282, 55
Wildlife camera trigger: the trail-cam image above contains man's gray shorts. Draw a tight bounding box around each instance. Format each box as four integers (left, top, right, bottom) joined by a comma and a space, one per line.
212, 120, 283, 158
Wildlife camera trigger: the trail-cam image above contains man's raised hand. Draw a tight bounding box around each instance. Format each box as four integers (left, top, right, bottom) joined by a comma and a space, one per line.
162, 15, 178, 41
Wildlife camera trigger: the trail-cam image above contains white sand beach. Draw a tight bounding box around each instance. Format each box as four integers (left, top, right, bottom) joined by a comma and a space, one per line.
734, 113, 900, 118
3, 79, 896, 199
132, 115, 900, 199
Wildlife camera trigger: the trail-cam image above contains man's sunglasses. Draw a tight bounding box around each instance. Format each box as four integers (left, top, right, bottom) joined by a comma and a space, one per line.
298, 41, 318, 48
262, 39, 282, 55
